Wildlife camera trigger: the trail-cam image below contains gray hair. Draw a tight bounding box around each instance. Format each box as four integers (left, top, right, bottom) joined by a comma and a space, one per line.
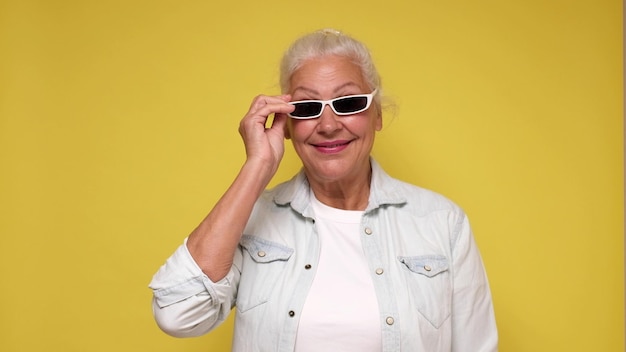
279, 29, 382, 102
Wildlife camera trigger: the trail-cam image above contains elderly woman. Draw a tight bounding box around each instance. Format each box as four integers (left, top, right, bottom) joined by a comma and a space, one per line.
150, 29, 498, 351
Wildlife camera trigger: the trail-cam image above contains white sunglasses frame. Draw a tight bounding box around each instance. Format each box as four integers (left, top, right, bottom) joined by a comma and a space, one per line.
287, 88, 378, 119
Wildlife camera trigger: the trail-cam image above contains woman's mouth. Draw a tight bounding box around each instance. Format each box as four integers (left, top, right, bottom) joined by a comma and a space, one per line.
312, 140, 351, 154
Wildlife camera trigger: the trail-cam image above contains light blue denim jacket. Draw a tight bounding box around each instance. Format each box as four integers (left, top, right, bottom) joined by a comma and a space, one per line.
150, 159, 498, 351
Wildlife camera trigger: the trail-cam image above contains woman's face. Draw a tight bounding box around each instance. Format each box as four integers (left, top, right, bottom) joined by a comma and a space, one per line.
286, 55, 382, 185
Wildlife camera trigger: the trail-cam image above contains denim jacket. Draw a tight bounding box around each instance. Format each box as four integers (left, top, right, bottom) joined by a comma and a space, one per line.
150, 159, 498, 351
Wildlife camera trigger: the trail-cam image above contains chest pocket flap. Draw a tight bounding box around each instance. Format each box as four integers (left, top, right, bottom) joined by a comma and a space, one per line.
398, 255, 449, 277
240, 235, 294, 263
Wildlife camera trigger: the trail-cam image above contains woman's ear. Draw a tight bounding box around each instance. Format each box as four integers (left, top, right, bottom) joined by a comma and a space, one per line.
375, 113, 383, 131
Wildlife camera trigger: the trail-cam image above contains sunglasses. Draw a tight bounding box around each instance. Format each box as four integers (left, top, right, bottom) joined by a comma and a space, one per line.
287, 89, 378, 119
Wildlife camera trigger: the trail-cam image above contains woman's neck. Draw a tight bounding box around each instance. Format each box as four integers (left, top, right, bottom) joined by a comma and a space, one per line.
306, 170, 371, 211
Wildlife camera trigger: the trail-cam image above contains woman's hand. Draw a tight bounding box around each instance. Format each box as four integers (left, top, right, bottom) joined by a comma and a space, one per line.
238, 94, 294, 177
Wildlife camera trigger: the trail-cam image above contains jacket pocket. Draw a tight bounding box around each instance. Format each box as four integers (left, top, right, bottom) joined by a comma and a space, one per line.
398, 255, 451, 328
236, 235, 294, 313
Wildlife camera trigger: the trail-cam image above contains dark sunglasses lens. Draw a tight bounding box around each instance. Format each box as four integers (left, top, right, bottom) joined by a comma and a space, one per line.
291, 102, 323, 117
333, 96, 368, 114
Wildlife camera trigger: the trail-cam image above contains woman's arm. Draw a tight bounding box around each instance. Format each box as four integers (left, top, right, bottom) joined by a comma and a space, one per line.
187, 94, 293, 282
150, 94, 295, 336
450, 212, 498, 351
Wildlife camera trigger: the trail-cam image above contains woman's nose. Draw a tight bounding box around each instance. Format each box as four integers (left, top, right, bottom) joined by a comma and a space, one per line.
316, 104, 341, 133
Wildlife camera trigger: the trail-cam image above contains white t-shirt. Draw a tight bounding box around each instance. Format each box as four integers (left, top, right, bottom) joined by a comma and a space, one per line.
294, 194, 382, 352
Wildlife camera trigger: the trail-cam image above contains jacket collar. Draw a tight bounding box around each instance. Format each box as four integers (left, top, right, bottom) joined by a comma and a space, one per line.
273, 158, 407, 216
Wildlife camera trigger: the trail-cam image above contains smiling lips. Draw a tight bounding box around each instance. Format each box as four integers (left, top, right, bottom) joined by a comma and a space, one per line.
312, 140, 351, 154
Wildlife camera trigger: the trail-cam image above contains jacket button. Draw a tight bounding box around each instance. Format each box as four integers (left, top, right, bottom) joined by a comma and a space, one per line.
257, 251, 266, 257
364, 227, 373, 235
304, 264, 312, 270
375, 268, 384, 275
386, 317, 395, 325
424, 265, 432, 272
288, 310, 295, 317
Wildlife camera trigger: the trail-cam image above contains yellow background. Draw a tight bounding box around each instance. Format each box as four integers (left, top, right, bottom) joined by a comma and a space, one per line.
0, 0, 623, 351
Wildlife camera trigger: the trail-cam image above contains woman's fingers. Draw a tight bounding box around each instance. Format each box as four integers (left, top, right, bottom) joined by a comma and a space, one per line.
240, 94, 293, 133
238, 94, 294, 167
247, 95, 293, 121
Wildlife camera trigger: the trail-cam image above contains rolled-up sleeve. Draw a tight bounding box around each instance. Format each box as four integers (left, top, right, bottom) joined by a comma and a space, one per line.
149, 239, 239, 337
